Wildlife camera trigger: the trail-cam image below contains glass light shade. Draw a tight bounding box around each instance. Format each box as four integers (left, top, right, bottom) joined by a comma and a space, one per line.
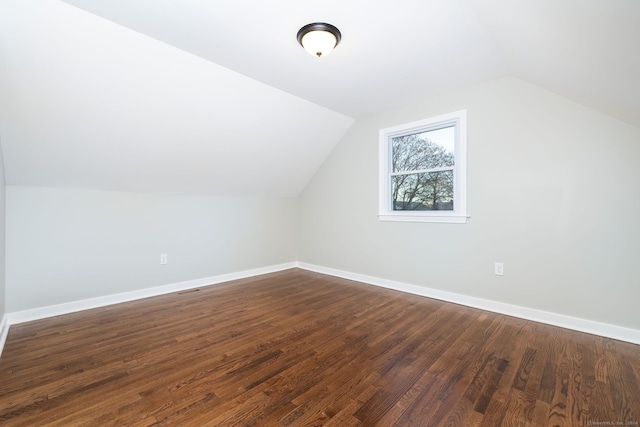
297, 23, 341, 58
300, 30, 338, 57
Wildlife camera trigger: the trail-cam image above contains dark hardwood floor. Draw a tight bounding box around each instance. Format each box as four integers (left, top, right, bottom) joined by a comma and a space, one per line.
1, 268, 639, 426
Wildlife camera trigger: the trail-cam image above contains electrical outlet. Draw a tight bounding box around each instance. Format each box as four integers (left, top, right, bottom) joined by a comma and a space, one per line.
494, 262, 504, 276
160, 254, 168, 265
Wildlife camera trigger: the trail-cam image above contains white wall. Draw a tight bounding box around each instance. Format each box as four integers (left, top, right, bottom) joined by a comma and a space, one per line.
0, 145, 5, 319
4, 77, 640, 335
5, 187, 296, 312
298, 77, 640, 330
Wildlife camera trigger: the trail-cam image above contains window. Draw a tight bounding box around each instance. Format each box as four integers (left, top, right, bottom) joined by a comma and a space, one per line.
379, 110, 467, 223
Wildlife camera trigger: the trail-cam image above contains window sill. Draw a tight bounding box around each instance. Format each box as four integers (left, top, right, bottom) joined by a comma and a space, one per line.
378, 214, 468, 224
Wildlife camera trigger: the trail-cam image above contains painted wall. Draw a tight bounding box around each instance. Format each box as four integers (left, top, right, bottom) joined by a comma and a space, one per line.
0, 145, 5, 318
298, 77, 640, 330
5, 187, 297, 312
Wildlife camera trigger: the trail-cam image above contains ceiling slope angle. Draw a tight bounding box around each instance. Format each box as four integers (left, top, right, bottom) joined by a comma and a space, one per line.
470, 0, 640, 128
0, 0, 354, 197
59, 0, 510, 119
61, 0, 640, 128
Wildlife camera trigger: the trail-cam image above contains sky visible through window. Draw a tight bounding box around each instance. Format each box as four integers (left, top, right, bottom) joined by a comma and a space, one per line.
416, 125, 454, 155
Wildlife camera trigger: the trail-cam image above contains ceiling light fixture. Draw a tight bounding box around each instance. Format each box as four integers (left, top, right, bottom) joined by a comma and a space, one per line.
297, 22, 341, 58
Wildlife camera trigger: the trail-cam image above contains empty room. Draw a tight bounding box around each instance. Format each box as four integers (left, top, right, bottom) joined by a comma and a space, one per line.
0, 0, 639, 425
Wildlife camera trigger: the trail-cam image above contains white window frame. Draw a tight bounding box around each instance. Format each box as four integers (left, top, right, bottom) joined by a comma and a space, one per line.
378, 110, 468, 224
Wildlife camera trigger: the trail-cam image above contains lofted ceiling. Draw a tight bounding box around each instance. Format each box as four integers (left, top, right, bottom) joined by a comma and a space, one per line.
0, 0, 638, 197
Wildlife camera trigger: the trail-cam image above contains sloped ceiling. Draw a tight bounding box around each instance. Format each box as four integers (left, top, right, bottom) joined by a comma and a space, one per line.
0, 0, 354, 197
0, 0, 638, 197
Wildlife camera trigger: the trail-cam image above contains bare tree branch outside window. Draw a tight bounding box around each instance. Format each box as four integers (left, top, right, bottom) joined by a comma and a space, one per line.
391, 133, 454, 211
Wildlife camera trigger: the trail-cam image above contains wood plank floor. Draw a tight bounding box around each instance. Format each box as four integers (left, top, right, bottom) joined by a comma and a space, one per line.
1, 269, 639, 426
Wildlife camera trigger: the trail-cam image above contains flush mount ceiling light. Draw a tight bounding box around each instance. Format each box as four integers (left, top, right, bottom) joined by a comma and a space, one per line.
297, 22, 341, 58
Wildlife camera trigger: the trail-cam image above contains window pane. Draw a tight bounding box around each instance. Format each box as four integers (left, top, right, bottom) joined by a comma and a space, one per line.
392, 126, 455, 173
392, 171, 454, 211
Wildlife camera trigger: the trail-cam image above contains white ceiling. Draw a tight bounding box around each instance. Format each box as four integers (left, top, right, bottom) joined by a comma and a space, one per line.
0, 0, 638, 197
59, 0, 511, 119
59, 0, 640, 123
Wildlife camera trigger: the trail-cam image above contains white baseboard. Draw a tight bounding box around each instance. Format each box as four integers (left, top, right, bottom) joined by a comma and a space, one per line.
0, 263, 291, 356
296, 262, 640, 346
1, 261, 638, 358
5, 262, 296, 327
0, 314, 9, 358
